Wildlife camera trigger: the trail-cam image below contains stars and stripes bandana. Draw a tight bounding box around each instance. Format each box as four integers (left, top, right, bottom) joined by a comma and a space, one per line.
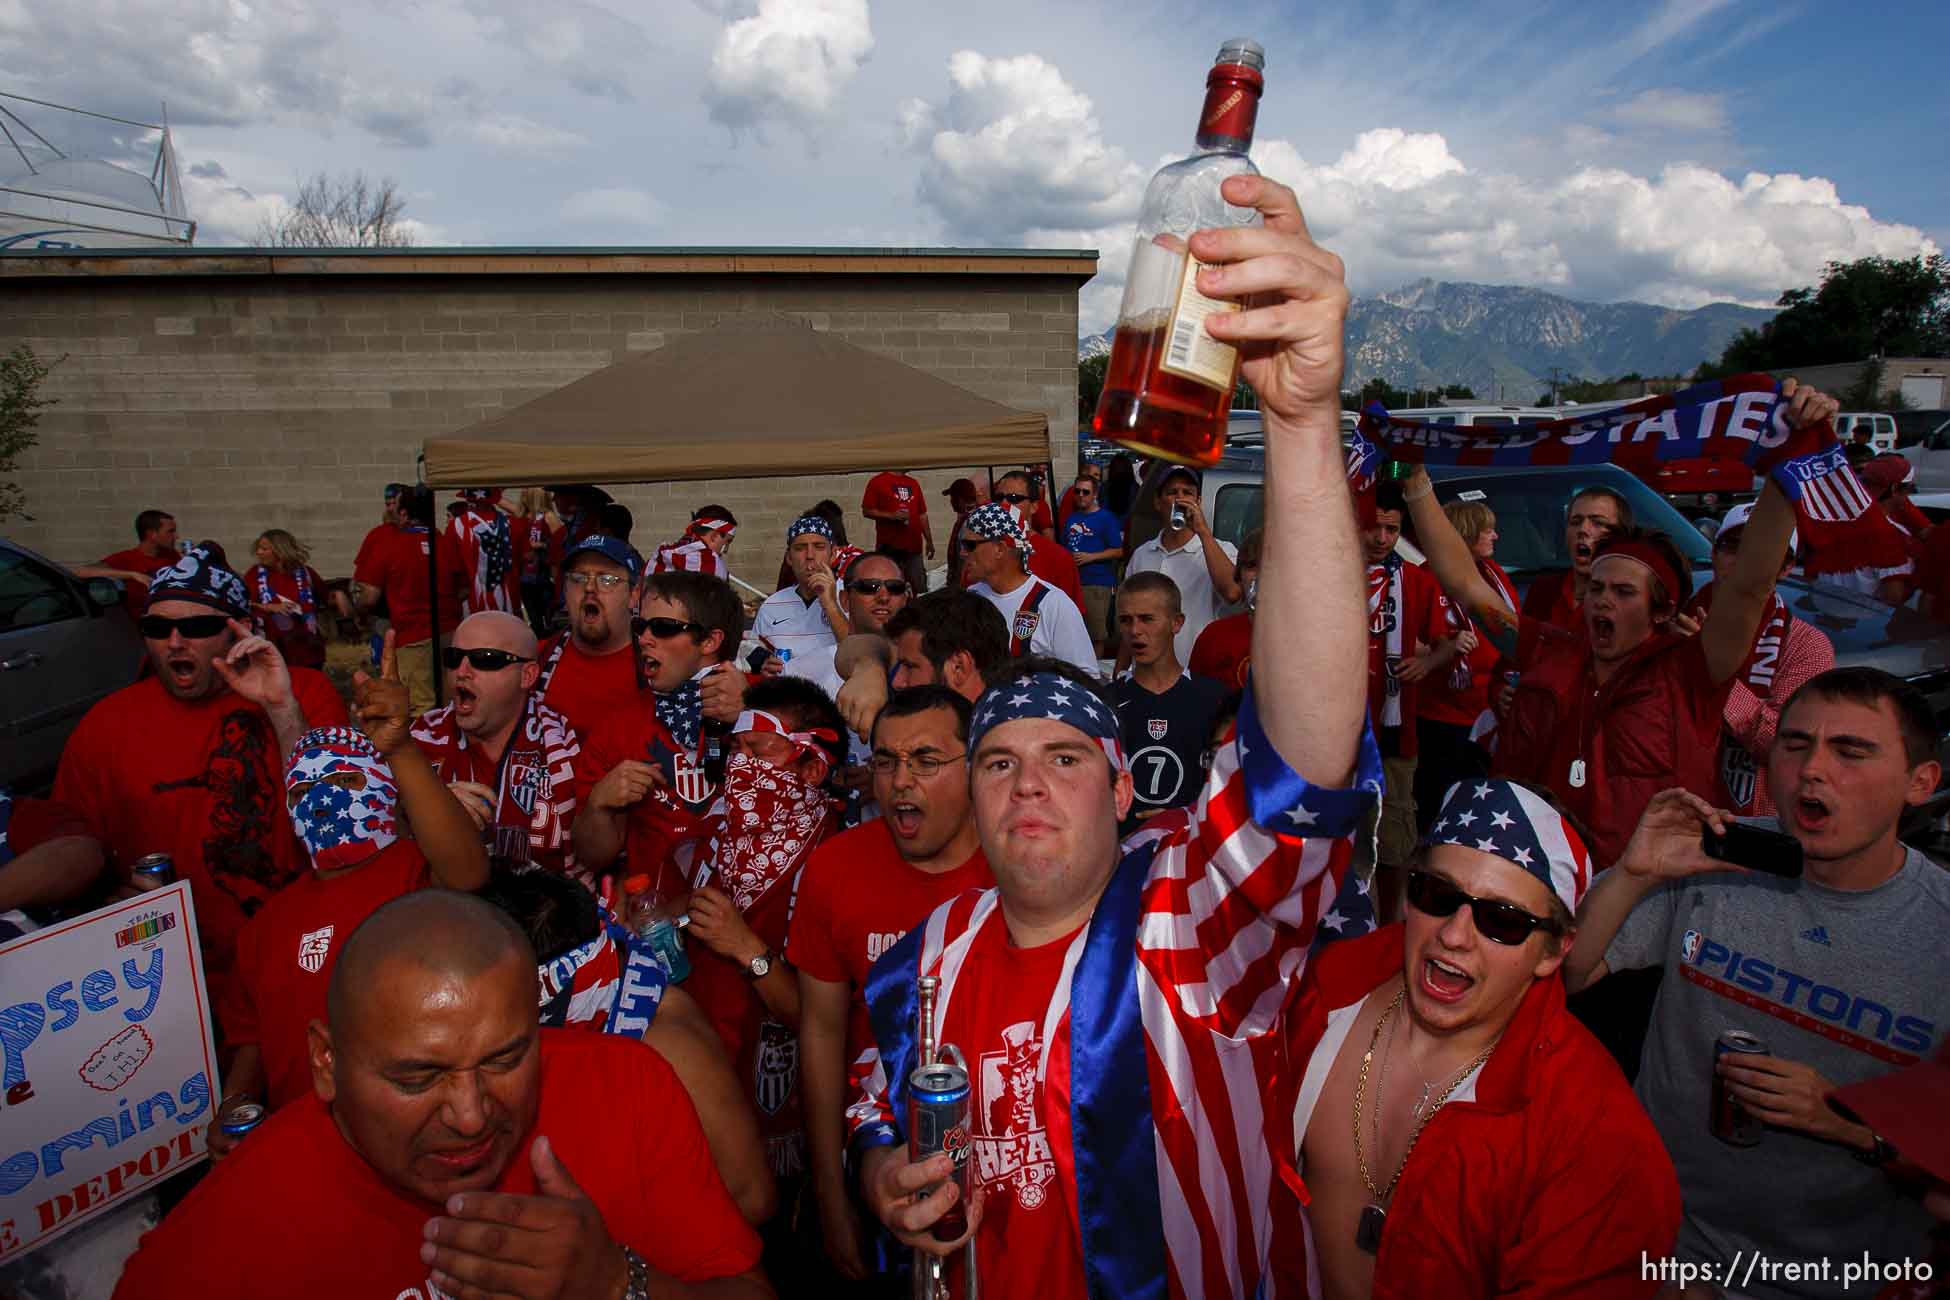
963, 501, 1033, 559
732, 708, 840, 783
1426, 778, 1592, 914
969, 671, 1124, 770
147, 544, 249, 618
1348, 374, 1886, 575
285, 726, 401, 871
788, 514, 836, 543
655, 676, 705, 752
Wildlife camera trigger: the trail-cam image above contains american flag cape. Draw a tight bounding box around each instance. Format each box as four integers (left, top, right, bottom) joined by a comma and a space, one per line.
652, 535, 730, 580
1347, 373, 1893, 575
845, 685, 1384, 1299
449, 502, 520, 614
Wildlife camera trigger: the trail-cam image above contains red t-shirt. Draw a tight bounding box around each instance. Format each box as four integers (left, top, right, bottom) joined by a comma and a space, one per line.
100, 545, 173, 615
352, 525, 465, 646
1915, 525, 1950, 614
220, 839, 430, 1109
52, 671, 349, 1000
352, 523, 394, 574
1366, 560, 1448, 756
941, 919, 1087, 1299
1, 794, 91, 859
1029, 496, 1055, 536
536, 634, 640, 747
112, 1032, 761, 1300
1188, 611, 1253, 690
247, 564, 326, 669
864, 471, 928, 553
1416, 558, 1515, 728
412, 699, 583, 882
787, 819, 992, 1057
1521, 570, 1581, 635
573, 691, 717, 904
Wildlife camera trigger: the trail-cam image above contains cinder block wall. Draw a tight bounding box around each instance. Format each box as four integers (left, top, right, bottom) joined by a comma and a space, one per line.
0, 257, 1087, 590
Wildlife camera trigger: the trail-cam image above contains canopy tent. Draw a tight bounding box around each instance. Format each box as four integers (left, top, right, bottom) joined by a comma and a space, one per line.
420, 312, 1051, 487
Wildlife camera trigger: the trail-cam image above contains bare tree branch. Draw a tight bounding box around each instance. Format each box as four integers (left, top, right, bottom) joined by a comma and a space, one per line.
253, 171, 417, 247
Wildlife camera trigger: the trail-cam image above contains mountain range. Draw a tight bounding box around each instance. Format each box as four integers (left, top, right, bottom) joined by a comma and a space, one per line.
1081, 279, 1777, 398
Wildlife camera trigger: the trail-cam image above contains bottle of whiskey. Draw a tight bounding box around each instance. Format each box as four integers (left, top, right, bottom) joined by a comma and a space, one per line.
1092, 39, 1265, 467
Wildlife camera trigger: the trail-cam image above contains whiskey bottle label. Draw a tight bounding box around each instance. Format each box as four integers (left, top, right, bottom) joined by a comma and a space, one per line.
1158, 254, 1241, 392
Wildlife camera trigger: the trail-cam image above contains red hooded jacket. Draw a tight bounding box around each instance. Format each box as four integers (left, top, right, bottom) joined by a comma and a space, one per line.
1276, 926, 1680, 1298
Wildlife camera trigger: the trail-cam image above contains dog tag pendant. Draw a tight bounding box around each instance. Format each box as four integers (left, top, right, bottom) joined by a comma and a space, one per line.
1568, 758, 1586, 789
1355, 1204, 1386, 1254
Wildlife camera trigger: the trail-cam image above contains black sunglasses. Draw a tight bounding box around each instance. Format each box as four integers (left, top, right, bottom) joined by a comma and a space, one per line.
957, 539, 984, 552
848, 578, 910, 596
1405, 870, 1561, 946
633, 615, 705, 640
139, 613, 230, 640
994, 491, 1032, 504
440, 647, 533, 672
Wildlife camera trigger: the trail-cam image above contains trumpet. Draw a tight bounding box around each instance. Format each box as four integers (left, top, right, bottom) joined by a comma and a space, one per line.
909, 975, 978, 1300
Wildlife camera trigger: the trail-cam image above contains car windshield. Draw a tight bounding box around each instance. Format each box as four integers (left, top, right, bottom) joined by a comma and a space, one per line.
1208, 467, 1713, 579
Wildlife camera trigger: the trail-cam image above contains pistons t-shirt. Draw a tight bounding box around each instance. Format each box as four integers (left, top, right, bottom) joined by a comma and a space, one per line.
112, 1031, 762, 1300
1605, 848, 1950, 1297
219, 839, 431, 1110
1109, 671, 1226, 830
788, 818, 992, 1056
52, 671, 349, 1001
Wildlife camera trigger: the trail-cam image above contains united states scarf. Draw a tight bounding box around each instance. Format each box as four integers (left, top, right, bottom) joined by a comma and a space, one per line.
1347, 374, 1890, 574
846, 685, 1385, 1300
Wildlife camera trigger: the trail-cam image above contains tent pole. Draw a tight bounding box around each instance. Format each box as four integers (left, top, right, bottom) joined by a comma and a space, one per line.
426, 488, 445, 707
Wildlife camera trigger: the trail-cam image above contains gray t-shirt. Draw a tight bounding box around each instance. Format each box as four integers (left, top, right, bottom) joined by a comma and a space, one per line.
1606, 844, 1950, 1298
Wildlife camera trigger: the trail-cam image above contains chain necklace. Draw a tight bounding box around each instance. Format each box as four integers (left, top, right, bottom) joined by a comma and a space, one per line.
1351, 987, 1498, 1255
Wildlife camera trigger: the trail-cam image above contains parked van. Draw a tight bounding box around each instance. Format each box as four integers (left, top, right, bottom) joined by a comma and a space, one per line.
1836, 412, 1898, 454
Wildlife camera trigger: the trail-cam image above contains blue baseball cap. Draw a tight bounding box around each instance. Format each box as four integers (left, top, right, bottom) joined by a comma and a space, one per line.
562, 534, 642, 582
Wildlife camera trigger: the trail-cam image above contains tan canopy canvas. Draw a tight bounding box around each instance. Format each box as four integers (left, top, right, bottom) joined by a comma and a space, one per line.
421, 313, 1051, 487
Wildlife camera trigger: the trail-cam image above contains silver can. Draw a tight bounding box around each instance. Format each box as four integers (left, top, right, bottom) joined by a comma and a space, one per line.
1711, 1029, 1767, 1146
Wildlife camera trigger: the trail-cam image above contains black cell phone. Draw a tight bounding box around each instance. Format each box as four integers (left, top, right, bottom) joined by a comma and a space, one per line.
745, 644, 773, 675
1702, 820, 1804, 878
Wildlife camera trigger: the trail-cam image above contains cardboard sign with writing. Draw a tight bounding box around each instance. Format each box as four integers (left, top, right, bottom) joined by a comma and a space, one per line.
0, 885, 216, 1260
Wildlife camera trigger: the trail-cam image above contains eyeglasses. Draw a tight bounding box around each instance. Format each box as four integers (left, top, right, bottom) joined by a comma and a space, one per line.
139, 614, 230, 640
995, 492, 1031, 504
440, 647, 533, 672
564, 570, 629, 590
849, 578, 911, 596
868, 751, 967, 778
633, 615, 705, 640
957, 539, 984, 552
1405, 870, 1561, 945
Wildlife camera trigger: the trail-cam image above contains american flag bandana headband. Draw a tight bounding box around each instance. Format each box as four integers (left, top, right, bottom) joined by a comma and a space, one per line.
285, 726, 401, 871
969, 672, 1125, 771
963, 502, 1033, 558
1426, 778, 1592, 914
788, 514, 836, 543
732, 708, 840, 777
688, 516, 736, 540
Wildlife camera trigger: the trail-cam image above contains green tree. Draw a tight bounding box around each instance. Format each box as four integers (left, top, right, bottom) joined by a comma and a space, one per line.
0, 345, 58, 523
1440, 383, 1477, 400
1077, 351, 1108, 425
1706, 254, 1950, 376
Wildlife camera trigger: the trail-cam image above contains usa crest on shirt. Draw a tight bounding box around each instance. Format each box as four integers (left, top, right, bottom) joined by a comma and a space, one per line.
297, 925, 335, 975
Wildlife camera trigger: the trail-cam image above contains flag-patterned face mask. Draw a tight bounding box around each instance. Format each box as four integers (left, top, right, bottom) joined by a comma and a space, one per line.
285, 727, 401, 870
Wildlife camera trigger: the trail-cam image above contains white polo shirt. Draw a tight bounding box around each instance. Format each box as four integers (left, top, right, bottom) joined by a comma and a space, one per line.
1126, 531, 1238, 662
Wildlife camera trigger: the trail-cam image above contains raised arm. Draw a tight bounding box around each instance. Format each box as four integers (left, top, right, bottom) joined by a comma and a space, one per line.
1199, 175, 1363, 788
353, 631, 488, 891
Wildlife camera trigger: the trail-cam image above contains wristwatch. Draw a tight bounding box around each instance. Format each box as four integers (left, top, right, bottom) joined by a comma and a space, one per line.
619, 1244, 650, 1300
1854, 1130, 1898, 1167
743, 949, 781, 980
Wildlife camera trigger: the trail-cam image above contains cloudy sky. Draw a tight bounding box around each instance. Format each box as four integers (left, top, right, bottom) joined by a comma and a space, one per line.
4, 0, 1944, 334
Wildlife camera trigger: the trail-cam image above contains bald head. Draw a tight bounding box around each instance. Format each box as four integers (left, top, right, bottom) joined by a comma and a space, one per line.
454, 610, 538, 658
326, 890, 534, 1037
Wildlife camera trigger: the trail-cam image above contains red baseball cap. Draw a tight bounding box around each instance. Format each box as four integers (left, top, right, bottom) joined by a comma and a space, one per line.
1828, 1048, 1950, 1183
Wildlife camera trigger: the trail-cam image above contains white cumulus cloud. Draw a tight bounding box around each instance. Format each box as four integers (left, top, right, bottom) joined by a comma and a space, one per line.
706, 0, 873, 128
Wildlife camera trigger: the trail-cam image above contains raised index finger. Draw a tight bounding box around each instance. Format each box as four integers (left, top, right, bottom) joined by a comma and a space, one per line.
380, 629, 400, 683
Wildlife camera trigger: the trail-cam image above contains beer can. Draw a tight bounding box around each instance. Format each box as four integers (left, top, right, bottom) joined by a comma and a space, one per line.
130, 853, 174, 890
908, 1061, 972, 1242
1711, 1029, 1767, 1146
219, 1103, 265, 1140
